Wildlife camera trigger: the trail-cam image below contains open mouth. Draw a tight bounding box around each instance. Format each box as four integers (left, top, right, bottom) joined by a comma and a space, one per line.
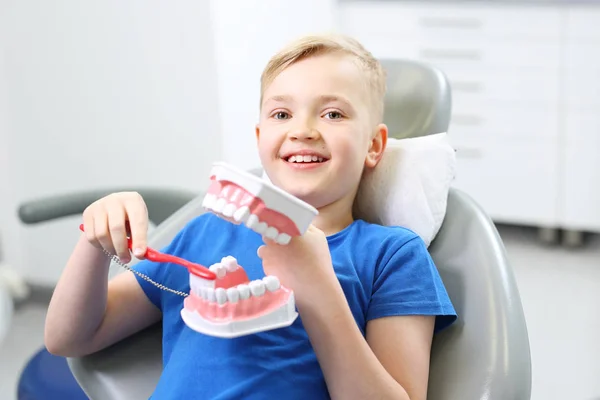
285, 155, 328, 163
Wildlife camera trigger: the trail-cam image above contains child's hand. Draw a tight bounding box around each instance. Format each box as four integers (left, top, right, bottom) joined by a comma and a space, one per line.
257, 225, 337, 297
82, 192, 149, 263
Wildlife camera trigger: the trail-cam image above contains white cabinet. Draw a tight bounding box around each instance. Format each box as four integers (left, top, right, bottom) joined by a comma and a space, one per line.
561, 8, 600, 232
337, 1, 600, 234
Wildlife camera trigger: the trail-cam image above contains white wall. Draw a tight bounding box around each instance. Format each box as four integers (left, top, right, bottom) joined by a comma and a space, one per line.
210, 0, 337, 170
0, 0, 222, 285
0, 0, 338, 286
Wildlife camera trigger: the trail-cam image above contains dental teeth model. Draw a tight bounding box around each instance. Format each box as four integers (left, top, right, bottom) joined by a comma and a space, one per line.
203, 162, 318, 245
180, 162, 318, 338
80, 162, 318, 338
180, 256, 298, 338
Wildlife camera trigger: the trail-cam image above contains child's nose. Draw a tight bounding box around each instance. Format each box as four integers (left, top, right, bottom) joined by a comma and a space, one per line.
288, 122, 320, 141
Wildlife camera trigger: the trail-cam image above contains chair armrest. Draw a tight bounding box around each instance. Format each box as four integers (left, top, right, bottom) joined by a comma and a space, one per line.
17, 188, 198, 226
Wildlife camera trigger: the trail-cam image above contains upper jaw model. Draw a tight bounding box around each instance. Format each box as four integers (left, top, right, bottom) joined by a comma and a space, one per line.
181, 162, 319, 338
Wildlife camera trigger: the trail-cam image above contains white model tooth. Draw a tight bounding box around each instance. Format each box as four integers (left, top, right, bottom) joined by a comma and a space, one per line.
221, 256, 238, 272
264, 226, 279, 240
206, 287, 216, 303
226, 287, 239, 303
200, 287, 207, 299
249, 280, 266, 297
233, 206, 250, 222
215, 288, 227, 305
263, 275, 280, 292
254, 222, 267, 234
276, 233, 292, 245
237, 284, 250, 300
303, 155, 311, 162
213, 197, 227, 213
222, 203, 237, 217
190, 275, 215, 294
202, 194, 216, 208
246, 214, 259, 229
209, 263, 226, 279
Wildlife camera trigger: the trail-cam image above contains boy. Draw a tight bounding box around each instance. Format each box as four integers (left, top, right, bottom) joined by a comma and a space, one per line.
45, 34, 456, 399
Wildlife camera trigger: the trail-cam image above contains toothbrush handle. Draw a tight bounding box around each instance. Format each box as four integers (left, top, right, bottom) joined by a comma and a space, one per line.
78, 224, 216, 280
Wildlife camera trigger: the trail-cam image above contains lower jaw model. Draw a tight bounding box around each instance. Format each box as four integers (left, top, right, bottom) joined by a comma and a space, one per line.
180, 162, 318, 338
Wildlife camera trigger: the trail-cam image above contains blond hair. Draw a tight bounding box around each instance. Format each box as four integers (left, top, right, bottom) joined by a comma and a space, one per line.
260, 34, 387, 123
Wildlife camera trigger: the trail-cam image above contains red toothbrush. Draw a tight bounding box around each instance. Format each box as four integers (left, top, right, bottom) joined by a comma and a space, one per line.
79, 224, 216, 280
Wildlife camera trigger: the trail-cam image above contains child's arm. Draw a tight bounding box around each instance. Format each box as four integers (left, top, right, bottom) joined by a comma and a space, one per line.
259, 227, 455, 400
299, 289, 434, 400
45, 192, 161, 357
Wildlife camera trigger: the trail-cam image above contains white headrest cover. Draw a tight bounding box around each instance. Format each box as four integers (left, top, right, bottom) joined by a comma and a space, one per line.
354, 132, 456, 246
261, 132, 456, 247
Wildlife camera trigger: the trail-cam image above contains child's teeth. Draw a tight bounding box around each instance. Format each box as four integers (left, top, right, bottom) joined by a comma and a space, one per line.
221, 256, 238, 272
237, 284, 250, 300
209, 263, 226, 279
303, 155, 311, 162
226, 288, 239, 303
233, 206, 250, 222
249, 280, 266, 297
263, 276, 280, 292
222, 203, 237, 217
215, 288, 227, 305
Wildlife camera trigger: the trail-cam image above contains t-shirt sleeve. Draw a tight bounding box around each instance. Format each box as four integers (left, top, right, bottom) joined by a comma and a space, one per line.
367, 234, 457, 333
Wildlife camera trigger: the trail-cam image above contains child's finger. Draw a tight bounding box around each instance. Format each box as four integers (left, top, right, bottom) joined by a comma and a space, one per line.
125, 201, 148, 258
107, 205, 130, 263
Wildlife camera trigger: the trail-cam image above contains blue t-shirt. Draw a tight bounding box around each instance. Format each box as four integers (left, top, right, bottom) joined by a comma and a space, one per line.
132, 213, 457, 399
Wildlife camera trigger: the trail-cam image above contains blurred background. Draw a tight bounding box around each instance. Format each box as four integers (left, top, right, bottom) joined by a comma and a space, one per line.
0, 0, 598, 399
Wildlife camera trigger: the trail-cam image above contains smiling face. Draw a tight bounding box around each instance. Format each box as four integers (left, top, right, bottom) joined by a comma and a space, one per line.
256, 51, 387, 214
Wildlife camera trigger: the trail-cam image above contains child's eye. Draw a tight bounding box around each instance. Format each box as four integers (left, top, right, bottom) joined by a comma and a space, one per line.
273, 111, 290, 120
324, 111, 343, 120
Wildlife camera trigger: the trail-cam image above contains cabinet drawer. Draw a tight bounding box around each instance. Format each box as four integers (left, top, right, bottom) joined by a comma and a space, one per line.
565, 111, 600, 143
448, 104, 559, 144
451, 139, 560, 226
338, 2, 562, 41
565, 8, 600, 41
352, 35, 560, 70
564, 43, 600, 69
564, 66, 600, 110
562, 135, 600, 231
441, 65, 559, 104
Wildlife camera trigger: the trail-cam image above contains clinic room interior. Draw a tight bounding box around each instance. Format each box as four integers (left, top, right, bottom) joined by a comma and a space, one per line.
0, 1, 598, 400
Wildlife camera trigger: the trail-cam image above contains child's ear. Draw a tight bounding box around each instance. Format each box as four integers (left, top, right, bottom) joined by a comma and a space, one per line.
255, 124, 261, 141
364, 124, 388, 168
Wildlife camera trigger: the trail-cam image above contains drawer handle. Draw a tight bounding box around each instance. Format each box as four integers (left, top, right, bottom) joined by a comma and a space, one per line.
452, 115, 483, 126
451, 81, 483, 93
419, 48, 482, 61
455, 148, 483, 159
418, 17, 483, 29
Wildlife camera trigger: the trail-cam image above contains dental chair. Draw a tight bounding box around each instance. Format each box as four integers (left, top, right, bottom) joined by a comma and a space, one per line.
16, 59, 532, 400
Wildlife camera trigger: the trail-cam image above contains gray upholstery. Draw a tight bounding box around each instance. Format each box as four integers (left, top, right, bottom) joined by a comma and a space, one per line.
381, 58, 452, 139
427, 189, 531, 399
0, 280, 12, 345
18, 188, 198, 227
33, 59, 531, 399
